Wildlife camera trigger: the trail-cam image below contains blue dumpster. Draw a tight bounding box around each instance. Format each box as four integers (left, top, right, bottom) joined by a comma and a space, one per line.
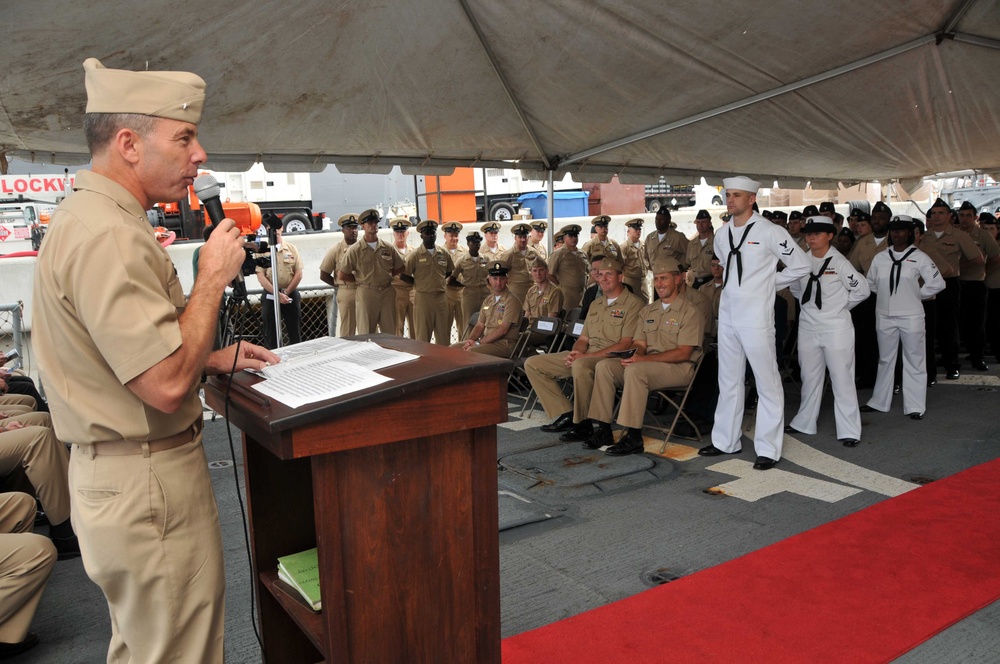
516, 191, 590, 219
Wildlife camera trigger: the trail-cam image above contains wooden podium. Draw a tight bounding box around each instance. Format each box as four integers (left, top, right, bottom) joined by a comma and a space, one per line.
205, 335, 510, 663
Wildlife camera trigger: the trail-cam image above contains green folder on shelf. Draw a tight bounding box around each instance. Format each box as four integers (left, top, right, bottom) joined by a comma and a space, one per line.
277, 547, 321, 612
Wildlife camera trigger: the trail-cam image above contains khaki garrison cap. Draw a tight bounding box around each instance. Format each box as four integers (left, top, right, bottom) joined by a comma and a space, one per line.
389, 217, 411, 231
592, 215, 611, 226
624, 218, 644, 229
441, 221, 463, 233
595, 255, 624, 272
511, 223, 531, 236
561, 224, 582, 235
416, 219, 439, 233
530, 220, 548, 231
481, 222, 501, 233
83, 58, 206, 124
651, 257, 682, 274
359, 208, 381, 224
337, 213, 359, 227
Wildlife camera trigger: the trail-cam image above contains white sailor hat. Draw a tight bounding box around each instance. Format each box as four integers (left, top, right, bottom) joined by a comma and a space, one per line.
722, 176, 761, 194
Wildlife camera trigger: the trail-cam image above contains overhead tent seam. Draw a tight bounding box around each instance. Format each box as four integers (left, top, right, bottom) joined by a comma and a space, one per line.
456, 0, 552, 170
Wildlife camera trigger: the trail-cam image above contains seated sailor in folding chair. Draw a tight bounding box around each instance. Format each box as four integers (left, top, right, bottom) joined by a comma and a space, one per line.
525, 255, 644, 439
453, 262, 523, 357
586, 257, 705, 455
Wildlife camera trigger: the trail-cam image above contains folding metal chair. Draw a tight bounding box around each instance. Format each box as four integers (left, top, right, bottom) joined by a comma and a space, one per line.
519, 312, 585, 418
644, 352, 707, 453
507, 316, 560, 401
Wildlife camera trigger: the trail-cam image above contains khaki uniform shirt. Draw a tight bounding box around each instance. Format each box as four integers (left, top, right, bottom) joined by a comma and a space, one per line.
392, 244, 414, 290
452, 252, 490, 290
959, 226, 999, 282
529, 238, 547, 259
320, 240, 356, 287
256, 241, 302, 290
685, 234, 715, 279
644, 228, 689, 267
547, 247, 589, 296
501, 246, 542, 296
32, 170, 200, 443
580, 289, 644, 352
342, 237, 404, 287
681, 285, 713, 337
480, 289, 523, 342
404, 245, 453, 294
523, 283, 564, 319
919, 226, 982, 279
848, 233, 888, 275
582, 238, 622, 262
481, 242, 506, 261
621, 240, 649, 282
638, 295, 705, 362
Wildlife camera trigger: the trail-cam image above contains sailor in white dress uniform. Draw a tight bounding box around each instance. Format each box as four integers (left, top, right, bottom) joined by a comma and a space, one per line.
787, 218, 870, 446
699, 176, 811, 469
864, 215, 945, 419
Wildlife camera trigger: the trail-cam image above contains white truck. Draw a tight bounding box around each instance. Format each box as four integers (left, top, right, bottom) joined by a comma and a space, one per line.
0, 199, 55, 251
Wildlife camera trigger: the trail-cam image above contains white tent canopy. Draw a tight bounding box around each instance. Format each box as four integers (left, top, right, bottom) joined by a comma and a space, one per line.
3, 0, 999, 187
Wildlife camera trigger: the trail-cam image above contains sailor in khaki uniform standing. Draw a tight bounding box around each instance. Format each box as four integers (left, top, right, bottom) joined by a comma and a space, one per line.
449, 232, 490, 336
786, 218, 870, 446
340, 209, 406, 335
547, 224, 589, 311
526, 255, 643, 441
582, 215, 622, 263
401, 220, 455, 345
644, 207, 689, 267
455, 263, 523, 357
319, 213, 360, 336
698, 176, 810, 470
389, 217, 416, 337
621, 218, 650, 302
256, 226, 304, 349
529, 220, 549, 259
920, 198, 984, 379
587, 257, 704, 456
441, 221, 466, 340
956, 201, 999, 370
686, 209, 716, 289
501, 223, 541, 302
481, 221, 507, 260
31, 58, 279, 663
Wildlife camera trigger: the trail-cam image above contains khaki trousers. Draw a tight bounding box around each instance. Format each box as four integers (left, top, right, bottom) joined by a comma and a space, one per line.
393, 285, 414, 337
70, 433, 224, 664
329, 285, 357, 337
414, 291, 451, 345
357, 285, 397, 335
446, 286, 463, 341
0, 492, 56, 644
589, 359, 694, 429
524, 352, 606, 422
0, 425, 70, 525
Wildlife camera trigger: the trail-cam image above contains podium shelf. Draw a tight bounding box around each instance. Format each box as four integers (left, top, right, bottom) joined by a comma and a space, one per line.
262, 569, 325, 655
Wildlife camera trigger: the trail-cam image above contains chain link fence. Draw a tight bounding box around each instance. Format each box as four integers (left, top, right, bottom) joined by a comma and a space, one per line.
221, 285, 466, 346
0, 302, 24, 371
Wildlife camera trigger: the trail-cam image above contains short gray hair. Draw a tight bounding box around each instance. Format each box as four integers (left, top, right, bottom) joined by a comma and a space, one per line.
83, 113, 156, 155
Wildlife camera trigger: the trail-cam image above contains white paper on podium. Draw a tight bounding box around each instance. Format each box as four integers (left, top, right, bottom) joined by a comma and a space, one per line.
252, 359, 391, 409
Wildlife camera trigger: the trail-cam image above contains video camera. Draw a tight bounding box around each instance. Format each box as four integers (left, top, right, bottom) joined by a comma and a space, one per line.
239, 212, 284, 276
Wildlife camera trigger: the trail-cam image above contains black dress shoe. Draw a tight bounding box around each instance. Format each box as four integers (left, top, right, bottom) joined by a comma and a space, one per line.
840, 438, 860, 447
909, 412, 924, 420
0, 632, 38, 658
605, 434, 644, 456
784, 425, 803, 434
972, 359, 989, 371
698, 444, 741, 456
946, 369, 960, 380
860, 405, 876, 413
753, 456, 777, 470
582, 427, 613, 450
540, 412, 574, 432
927, 378, 937, 387
893, 384, 901, 394
559, 421, 594, 442
52, 535, 81, 561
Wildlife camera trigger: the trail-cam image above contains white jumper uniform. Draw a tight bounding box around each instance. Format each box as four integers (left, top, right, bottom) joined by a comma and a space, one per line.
712, 214, 811, 459
865, 245, 945, 416
788, 247, 870, 439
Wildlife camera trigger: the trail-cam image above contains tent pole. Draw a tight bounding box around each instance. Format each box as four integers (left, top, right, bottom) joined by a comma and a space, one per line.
547, 172, 554, 255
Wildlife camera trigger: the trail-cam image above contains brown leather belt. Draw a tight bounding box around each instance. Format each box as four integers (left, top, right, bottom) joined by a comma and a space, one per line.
78, 421, 202, 458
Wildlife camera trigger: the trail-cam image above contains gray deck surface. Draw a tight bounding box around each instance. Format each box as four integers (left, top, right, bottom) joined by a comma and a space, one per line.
23, 370, 1000, 662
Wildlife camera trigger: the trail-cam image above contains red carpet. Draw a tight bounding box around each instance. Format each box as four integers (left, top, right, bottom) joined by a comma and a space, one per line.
502, 458, 1000, 663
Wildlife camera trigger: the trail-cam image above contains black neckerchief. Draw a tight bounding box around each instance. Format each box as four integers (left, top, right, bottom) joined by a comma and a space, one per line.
888, 247, 916, 295
725, 222, 755, 287
801, 255, 833, 309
